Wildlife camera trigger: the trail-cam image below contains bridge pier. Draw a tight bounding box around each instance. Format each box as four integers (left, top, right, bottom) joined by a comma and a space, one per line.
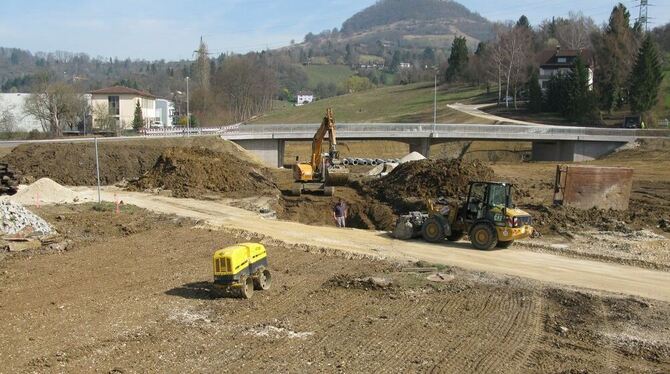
532, 140, 628, 162
231, 139, 285, 168
407, 138, 431, 158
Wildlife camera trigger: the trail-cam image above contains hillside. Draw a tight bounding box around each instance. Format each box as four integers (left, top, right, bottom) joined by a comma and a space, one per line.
341, 0, 492, 42
301, 0, 493, 60
251, 83, 492, 124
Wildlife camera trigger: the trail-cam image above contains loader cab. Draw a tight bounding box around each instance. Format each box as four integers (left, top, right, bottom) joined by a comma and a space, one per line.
464, 182, 514, 222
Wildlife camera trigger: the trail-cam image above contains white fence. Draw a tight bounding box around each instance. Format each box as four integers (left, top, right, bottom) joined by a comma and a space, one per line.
141, 123, 241, 137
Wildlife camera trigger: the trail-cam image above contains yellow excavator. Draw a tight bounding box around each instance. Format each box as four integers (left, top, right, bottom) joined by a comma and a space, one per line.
291, 108, 349, 196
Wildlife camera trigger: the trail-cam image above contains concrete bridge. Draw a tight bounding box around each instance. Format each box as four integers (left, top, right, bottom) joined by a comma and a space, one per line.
223, 123, 668, 167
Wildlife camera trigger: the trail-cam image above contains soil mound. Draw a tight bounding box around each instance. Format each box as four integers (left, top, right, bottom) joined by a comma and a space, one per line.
4, 143, 163, 186
368, 158, 495, 209
134, 147, 278, 198
2, 137, 266, 186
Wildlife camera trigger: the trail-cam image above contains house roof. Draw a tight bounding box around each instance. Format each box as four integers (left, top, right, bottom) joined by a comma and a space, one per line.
90, 86, 156, 98
537, 48, 595, 68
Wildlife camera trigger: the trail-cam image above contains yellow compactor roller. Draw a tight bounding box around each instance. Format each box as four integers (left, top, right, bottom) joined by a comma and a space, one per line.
292, 108, 349, 196
212, 243, 271, 299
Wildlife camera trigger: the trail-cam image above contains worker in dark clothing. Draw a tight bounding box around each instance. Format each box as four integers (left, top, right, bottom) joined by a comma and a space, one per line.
333, 199, 347, 228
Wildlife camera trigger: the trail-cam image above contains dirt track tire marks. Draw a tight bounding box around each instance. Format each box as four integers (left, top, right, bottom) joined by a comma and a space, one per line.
427, 287, 541, 374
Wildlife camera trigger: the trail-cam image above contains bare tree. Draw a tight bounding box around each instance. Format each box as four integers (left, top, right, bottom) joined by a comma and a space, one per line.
554, 12, 597, 50
91, 102, 118, 133
24, 79, 85, 136
0, 99, 17, 135
498, 26, 533, 108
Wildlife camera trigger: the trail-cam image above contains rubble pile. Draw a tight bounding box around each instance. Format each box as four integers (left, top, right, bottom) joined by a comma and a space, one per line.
0, 200, 52, 235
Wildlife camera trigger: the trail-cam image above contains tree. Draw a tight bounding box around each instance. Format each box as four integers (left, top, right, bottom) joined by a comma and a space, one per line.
496, 25, 533, 108
132, 100, 144, 131
23, 78, 85, 136
516, 15, 530, 29
445, 36, 469, 82
565, 57, 597, 123
553, 12, 597, 50
628, 35, 663, 117
594, 3, 642, 112
527, 71, 543, 113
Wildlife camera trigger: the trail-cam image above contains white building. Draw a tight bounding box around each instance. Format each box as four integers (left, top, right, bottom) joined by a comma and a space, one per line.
537, 47, 595, 91
0, 93, 42, 132
399, 62, 412, 69
90, 86, 158, 130
155, 99, 176, 127
296, 91, 314, 106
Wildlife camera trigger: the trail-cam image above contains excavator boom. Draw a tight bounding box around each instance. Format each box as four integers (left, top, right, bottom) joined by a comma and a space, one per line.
292, 108, 349, 190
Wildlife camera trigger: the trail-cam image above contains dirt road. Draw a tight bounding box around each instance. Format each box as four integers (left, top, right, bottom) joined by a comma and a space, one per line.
67, 188, 670, 302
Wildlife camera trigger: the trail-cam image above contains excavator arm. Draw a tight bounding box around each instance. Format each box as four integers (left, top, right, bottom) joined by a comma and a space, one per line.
310, 108, 338, 172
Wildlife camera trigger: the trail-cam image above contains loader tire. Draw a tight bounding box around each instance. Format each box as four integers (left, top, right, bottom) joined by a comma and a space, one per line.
421, 217, 445, 243
470, 223, 498, 251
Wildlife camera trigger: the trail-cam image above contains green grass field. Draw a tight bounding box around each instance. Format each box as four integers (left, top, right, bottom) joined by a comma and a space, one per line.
252, 83, 492, 124
302, 64, 355, 89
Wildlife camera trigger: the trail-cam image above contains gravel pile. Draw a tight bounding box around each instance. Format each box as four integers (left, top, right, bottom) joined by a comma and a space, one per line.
0, 200, 52, 235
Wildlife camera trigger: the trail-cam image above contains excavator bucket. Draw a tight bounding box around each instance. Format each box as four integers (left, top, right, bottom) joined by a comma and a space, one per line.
326, 165, 349, 186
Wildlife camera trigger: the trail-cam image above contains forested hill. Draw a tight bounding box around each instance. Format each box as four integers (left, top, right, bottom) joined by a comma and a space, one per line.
301, 0, 494, 61
341, 0, 491, 38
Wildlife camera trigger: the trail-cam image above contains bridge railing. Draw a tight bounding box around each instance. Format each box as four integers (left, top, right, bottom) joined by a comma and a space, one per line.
224, 123, 670, 138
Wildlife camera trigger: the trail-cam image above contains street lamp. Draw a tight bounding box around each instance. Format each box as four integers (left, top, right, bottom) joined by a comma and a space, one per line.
186, 76, 190, 137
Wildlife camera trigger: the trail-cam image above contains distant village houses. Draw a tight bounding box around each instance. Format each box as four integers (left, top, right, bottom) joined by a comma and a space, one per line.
296, 91, 314, 106
537, 46, 595, 91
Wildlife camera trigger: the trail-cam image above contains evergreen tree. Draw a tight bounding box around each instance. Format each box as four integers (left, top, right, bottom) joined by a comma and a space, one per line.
565, 57, 597, 123
629, 35, 663, 116
545, 74, 569, 113
594, 3, 640, 112
516, 15, 530, 29
527, 71, 543, 113
445, 36, 469, 82
132, 100, 144, 131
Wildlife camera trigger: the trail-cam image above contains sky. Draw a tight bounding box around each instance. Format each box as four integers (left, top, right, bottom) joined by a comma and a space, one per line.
0, 0, 668, 61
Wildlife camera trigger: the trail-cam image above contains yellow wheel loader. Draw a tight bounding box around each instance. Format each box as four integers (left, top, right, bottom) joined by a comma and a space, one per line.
212, 243, 271, 299
394, 182, 534, 250
292, 108, 349, 196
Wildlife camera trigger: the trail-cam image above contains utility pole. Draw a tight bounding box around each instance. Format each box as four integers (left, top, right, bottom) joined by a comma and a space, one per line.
637, 0, 650, 32
186, 76, 190, 137
433, 73, 437, 130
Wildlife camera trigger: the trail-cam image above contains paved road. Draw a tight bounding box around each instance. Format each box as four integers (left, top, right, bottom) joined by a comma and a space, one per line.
448, 103, 545, 126
62, 188, 670, 302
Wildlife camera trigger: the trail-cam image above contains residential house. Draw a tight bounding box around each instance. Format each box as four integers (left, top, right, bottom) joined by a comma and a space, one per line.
89, 86, 158, 130
537, 46, 595, 91
296, 91, 314, 106
399, 62, 412, 69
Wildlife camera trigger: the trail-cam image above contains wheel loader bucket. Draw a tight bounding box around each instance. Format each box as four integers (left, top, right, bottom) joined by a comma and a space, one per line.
326, 165, 350, 186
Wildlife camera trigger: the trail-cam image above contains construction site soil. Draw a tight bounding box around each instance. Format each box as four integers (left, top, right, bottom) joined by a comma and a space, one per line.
2, 137, 263, 186
133, 147, 278, 198
1, 204, 669, 373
